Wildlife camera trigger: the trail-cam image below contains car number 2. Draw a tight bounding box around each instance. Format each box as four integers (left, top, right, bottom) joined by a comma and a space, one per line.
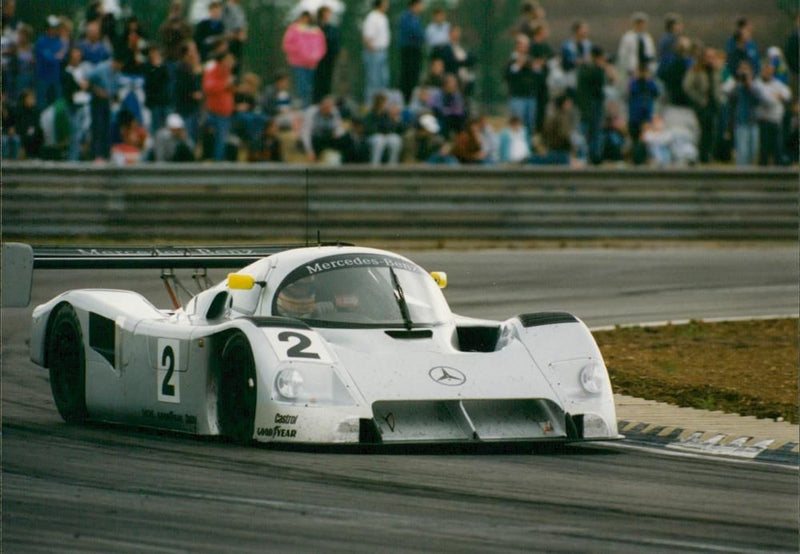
157, 339, 181, 403
264, 329, 331, 363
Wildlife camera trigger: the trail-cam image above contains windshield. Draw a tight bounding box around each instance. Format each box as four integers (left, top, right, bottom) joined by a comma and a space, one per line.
270, 253, 451, 327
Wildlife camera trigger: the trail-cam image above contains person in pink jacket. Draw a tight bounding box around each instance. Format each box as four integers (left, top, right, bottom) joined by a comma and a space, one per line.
282, 11, 326, 108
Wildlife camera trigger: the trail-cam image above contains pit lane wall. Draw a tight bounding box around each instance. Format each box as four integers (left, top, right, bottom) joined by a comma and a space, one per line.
2, 163, 796, 242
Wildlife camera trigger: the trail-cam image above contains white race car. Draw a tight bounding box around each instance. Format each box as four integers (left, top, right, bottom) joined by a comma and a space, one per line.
5, 243, 621, 445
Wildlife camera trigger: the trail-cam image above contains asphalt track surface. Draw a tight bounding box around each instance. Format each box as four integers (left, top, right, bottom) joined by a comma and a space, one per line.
3, 246, 798, 553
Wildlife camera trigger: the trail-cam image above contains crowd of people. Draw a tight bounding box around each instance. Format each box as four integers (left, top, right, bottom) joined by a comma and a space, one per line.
1, 0, 798, 167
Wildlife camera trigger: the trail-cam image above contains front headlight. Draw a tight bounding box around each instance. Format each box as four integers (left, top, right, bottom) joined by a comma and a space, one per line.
276, 369, 304, 399
579, 361, 604, 395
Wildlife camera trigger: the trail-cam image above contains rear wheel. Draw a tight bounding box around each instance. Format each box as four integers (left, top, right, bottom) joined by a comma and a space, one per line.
218, 333, 257, 444
47, 304, 88, 423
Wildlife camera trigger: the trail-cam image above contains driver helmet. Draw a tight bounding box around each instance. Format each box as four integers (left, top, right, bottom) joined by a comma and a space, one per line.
276, 277, 316, 317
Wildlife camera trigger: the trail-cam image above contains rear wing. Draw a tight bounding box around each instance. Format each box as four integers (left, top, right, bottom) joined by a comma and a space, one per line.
1, 243, 316, 308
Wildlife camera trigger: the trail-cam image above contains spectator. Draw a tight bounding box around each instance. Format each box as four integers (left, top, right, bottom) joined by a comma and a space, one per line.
440, 73, 467, 136
407, 85, 443, 123
601, 106, 627, 163
282, 11, 326, 109
34, 15, 68, 110
364, 92, 404, 165
152, 112, 195, 162
61, 45, 91, 161
248, 118, 283, 162
617, 12, 656, 81
423, 57, 446, 89
232, 72, 266, 148
5, 23, 35, 105
498, 114, 531, 163
143, 46, 170, 135
362, 0, 390, 105
530, 23, 554, 133
301, 95, 351, 163
477, 114, 499, 163
398, 0, 425, 104
660, 36, 693, 107
159, 0, 192, 64
504, 34, 540, 139
536, 94, 574, 165
313, 6, 340, 103
683, 46, 724, 163
577, 46, 608, 164
2, 95, 21, 159
14, 89, 44, 158
628, 64, 660, 161
425, 7, 450, 58
513, 1, 546, 41
195, 0, 225, 62
115, 16, 147, 75
345, 117, 371, 163
202, 50, 236, 161
726, 17, 760, 77
112, 108, 148, 164
452, 117, 487, 164
657, 13, 683, 68
414, 113, 455, 164
786, 13, 799, 86
262, 72, 296, 131
173, 40, 203, 143
438, 26, 477, 97
222, 0, 247, 71
727, 60, 761, 166
87, 52, 124, 161
766, 46, 790, 85
641, 115, 674, 166
78, 20, 111, 67
754, 61, 791, 165
561, 20, 592, 92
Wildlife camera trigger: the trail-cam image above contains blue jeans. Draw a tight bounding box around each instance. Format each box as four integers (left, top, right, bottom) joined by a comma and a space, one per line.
2, 134, 21, 159
509, 97, 536, 139
206, 112, 231, 161
363, 49, 389, 105
68, 105, 89, 161
735, 123, 759, 166
581, 99, 604, 165
292, 66, 315, 109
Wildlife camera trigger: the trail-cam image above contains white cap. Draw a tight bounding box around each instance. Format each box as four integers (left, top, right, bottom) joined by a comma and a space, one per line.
47, 15, 61, 27
167, 113, 184, 129
767, 46, 782, 59
419, 114, 440, 134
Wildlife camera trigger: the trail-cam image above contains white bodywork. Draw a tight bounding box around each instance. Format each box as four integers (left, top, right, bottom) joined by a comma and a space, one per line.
29, 246, 620, 445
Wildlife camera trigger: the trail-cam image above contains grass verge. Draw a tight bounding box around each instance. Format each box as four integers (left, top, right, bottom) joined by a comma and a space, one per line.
593, 318, 798, 424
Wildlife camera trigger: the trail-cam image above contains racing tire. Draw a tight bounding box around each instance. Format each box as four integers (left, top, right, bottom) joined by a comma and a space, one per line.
218, 332, 257, 444
47, 304, 88, 423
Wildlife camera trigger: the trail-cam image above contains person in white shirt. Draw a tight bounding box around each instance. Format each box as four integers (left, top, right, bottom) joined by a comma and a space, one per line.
362, 0, 390, 105
754, 61, 792, 165
617, 12, 656, 81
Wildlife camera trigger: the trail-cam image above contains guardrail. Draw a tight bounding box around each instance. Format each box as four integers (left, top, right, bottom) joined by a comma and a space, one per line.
2, 162, 797, 242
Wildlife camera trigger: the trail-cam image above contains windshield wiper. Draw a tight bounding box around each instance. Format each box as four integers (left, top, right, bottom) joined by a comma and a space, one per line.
388, 267, 413, 331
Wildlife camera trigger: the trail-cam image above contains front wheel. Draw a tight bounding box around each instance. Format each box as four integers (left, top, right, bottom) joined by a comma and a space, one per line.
47, 304, 88, 423
218, 332, 257, 444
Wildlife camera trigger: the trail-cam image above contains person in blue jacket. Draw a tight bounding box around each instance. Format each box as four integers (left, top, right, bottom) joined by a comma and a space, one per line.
34, 15, 68, 110
398, 0, 425, 103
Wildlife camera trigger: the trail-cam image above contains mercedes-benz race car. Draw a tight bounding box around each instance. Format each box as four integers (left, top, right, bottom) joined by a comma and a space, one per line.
5, 243, 621, 446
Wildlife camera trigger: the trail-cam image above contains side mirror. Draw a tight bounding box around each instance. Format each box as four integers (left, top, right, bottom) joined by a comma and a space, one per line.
227, 273, 255, 290
430, 271, 448, 289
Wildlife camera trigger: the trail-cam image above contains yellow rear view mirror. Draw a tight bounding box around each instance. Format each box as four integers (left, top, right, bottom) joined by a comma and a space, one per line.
430, 271, 448, 289
227, 273, 255, 290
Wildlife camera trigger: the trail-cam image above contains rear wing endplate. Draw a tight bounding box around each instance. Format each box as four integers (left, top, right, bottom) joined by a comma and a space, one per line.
1, 243, 305, 308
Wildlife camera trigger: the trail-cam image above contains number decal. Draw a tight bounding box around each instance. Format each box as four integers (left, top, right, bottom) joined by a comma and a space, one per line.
263, 329, 331, 363
157, 339, 180, 403
161, 346, 176, 396
278, 331, 321, 359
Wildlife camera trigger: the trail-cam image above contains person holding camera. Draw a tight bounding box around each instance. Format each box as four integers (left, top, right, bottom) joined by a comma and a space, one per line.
727, 60, 761, 166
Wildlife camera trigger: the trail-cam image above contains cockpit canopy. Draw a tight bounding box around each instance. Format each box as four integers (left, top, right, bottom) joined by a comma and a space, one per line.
271, 253, 451, 327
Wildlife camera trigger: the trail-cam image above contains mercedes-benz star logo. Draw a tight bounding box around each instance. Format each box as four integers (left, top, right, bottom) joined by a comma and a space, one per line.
428, 366, 466, 386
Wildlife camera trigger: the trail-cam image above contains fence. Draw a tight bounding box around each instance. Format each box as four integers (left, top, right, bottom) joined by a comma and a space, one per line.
2, 162, 796, 243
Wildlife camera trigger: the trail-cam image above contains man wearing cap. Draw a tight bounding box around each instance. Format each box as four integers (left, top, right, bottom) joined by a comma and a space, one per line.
34, 15, 68, 110
617, 12, 656, 80
152, 113, 195, 162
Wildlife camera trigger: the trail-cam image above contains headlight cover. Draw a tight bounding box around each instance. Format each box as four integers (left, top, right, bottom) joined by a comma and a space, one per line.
276, 368, 304, 399
579, 361, 605, 395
